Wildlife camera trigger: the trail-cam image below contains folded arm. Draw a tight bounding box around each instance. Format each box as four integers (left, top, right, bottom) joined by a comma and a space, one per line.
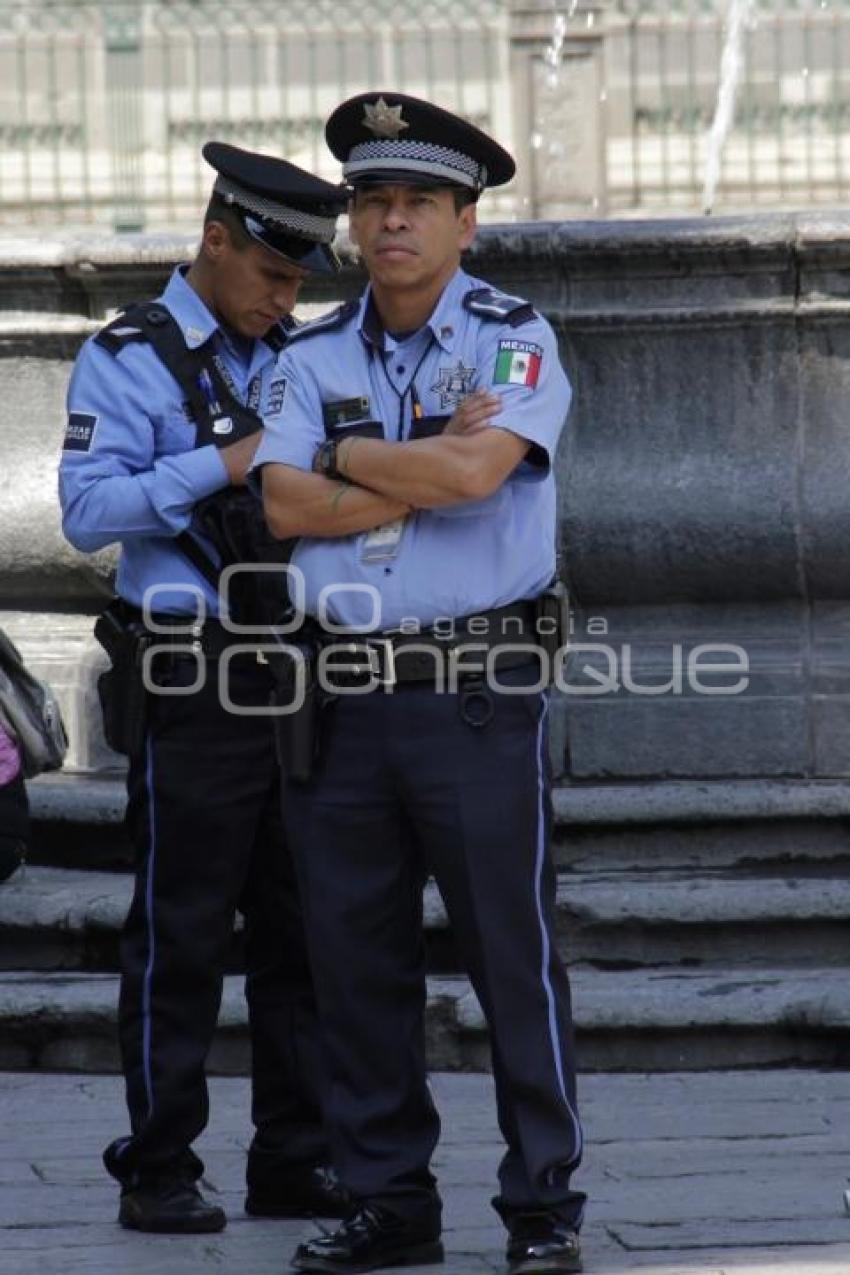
335, 425, 530, 509
59, 341, 229, 552
262, 463, 411, 539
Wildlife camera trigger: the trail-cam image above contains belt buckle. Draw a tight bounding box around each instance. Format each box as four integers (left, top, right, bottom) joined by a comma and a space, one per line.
368, 637, 397, 688
335, 639, 397, 687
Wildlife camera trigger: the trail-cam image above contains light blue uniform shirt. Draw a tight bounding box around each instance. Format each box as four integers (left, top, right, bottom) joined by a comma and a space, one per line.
253, 267, 571, 629
60, 267, 289, 618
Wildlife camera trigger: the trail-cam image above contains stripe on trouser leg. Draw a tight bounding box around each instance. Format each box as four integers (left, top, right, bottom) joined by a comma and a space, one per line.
533, 694, 583, 1163
142, 733, 157, 1119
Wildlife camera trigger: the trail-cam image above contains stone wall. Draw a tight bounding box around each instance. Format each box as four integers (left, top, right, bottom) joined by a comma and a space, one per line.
2, 214, 850, 781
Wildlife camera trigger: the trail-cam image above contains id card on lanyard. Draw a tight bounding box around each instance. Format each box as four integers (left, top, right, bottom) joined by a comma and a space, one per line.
361, 517, 406, 561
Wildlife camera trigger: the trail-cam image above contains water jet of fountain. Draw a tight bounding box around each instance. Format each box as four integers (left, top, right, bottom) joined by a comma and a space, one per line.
702, 0, 753, 215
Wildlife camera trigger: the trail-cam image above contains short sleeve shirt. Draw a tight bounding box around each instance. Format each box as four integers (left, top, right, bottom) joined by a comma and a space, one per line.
253, 267, 571, 629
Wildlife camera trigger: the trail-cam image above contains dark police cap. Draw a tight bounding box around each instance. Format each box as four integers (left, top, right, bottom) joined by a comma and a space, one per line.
202, 141, 348, 274
325, 92, 515, 195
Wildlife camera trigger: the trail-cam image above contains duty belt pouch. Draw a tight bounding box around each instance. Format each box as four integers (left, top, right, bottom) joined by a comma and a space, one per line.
94, 604, 152, 758
266, 643, 320, 783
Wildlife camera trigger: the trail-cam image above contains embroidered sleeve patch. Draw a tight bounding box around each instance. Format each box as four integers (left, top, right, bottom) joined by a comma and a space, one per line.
493, 340, 543, 389
267, 378, 287, 416
63, 412, 99, 452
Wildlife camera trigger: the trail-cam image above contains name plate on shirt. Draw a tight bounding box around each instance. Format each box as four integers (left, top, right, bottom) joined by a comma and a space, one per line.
323, 396, 371, 431
361, 517, 406, 561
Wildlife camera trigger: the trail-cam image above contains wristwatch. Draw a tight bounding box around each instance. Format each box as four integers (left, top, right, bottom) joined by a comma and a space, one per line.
314, 438, 341, 480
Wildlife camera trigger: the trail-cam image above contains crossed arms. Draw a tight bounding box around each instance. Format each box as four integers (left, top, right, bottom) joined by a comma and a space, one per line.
262, 391, 530, 540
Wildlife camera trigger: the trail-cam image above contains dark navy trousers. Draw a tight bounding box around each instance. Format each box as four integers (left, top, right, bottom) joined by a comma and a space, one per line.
106, 653, 328, 1188
283, 667, 585, 1228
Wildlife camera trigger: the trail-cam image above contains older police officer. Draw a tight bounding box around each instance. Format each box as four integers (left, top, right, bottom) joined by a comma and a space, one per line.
255, 95, 585, 1275
59, 145, 348, 1234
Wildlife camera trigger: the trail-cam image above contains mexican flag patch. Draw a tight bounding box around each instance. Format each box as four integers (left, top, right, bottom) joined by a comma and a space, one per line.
493, 339, 543, 389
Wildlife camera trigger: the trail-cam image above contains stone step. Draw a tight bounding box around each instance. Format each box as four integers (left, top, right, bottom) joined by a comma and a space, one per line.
5, 865, 850, 974
27, 773, 850, 874
1, 965, 848, 1074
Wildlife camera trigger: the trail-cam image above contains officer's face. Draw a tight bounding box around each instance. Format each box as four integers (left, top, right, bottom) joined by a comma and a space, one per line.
349, 185, 476, 294
206, 224, 309, 338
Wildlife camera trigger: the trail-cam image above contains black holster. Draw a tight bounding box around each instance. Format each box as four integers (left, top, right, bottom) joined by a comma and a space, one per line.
265, 641, 322, 783
94, 602, 153, 757
534, 580, 570, 670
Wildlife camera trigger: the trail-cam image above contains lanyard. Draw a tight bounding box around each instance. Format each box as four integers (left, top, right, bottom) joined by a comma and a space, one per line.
377, 335, 435, 440
210, 345, 264, 413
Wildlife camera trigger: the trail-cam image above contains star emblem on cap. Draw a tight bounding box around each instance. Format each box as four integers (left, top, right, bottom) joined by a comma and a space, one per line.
363, 97, 409, 140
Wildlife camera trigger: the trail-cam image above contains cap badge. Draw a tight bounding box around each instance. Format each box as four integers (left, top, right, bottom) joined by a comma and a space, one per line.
363, 97, 409, 140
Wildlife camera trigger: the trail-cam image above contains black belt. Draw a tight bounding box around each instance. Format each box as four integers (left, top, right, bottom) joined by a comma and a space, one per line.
118, 603, 266, 662
316, 601, 540, 686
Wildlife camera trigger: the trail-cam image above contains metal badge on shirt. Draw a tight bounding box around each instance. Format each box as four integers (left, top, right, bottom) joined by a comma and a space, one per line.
430, 361, 475, 410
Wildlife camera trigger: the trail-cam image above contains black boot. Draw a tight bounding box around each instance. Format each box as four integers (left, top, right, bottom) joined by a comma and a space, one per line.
118, 1173, 226, 1234
291, 1201, 443, 1272
245, 1164, 350, 1219
505, 1211, 582, 1274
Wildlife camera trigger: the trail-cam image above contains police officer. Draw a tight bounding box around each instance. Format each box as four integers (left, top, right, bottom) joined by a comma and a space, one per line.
254, 95, 585, 1274
58, 144, 349, 1234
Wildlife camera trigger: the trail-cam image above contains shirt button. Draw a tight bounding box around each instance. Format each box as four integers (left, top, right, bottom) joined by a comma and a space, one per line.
396, 365, 405, 375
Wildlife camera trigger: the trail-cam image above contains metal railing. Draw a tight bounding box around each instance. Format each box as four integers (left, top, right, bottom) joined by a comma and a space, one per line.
607, 0, 850, 211
0, 0, 511, 229
4, 0, 850, 227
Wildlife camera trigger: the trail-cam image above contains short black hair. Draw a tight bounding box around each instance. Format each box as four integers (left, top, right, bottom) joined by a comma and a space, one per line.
452, 187, 478, 212
203, 192, 252, 249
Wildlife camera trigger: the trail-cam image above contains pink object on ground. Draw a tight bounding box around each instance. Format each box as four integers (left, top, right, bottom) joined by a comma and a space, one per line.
0, 722, 22, 786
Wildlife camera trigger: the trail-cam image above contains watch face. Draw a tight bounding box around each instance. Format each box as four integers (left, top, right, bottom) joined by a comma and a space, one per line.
319, 440, 336, 477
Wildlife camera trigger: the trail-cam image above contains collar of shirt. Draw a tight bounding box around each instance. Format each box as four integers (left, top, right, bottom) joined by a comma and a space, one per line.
356, 265, 469, 357
160, 266, 220, 349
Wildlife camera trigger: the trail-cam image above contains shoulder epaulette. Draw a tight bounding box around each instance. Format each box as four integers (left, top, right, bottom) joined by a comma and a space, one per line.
285, 300, 359, 345
93, 302, 168, 356
463, 287, 535, 329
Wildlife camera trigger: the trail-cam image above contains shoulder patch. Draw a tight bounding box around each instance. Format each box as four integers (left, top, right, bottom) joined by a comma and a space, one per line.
63, 411, 98, 453
286, 300, 359, 346
493, 339, 543, 389
463, 287, 535, 329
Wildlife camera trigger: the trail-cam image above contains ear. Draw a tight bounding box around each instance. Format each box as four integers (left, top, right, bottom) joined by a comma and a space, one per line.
457, 201, 477, 251
201, 219, 229, 261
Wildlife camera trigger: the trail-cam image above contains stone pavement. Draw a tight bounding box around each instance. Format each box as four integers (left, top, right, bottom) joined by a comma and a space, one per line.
1, 1069, 849, 1275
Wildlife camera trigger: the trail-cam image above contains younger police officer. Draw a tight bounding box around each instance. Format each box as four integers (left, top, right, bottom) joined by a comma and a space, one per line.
255, 96, 585, 1274
59, 145, 348, 1234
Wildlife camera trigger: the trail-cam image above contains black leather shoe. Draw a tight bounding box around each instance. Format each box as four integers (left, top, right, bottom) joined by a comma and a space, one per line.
118, 1175, 226, 1234
506, 1212, 582, 1274
245, 1164, 350, 1219
291, 1202, 444, 1272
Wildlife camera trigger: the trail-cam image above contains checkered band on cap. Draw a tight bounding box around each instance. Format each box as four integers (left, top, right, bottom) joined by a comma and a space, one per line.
213, 175, 338, 243
343, 139, 486, 190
